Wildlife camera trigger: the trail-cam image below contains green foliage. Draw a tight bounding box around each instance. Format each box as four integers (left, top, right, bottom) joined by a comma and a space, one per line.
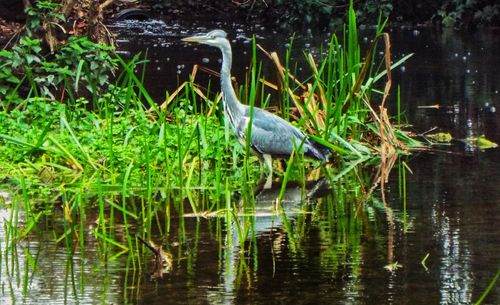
25, 0, 65, 35
0, 2, 419, 292
0, 2, 418, 240
435, 0, 500, 27
57, 37, 117, 91
0, 0, 116, 104
272, 0, 500, 28
272, 2, 415, 158
0, 94, 226, 194
0, 36, 116, 101
262, 0, 393, 29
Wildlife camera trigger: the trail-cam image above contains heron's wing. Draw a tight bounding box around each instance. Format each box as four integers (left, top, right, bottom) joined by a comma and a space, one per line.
242, 108, 307, 156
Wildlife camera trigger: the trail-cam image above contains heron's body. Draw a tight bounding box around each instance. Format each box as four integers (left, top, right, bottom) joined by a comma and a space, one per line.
182, 29, 330, 188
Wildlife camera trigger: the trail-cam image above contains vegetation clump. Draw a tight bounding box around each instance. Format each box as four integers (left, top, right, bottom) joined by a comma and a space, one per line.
0, 1, 418, 245
146, 0, 500, 29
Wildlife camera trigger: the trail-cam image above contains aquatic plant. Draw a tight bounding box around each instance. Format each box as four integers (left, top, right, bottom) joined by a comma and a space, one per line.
0, 5, 421, 286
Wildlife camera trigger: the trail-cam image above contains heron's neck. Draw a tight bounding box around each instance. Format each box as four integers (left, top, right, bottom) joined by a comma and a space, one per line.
219, 45, 243, 114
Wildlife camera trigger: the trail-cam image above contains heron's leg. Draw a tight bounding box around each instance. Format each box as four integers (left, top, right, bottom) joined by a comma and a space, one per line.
263, 154, 273, 189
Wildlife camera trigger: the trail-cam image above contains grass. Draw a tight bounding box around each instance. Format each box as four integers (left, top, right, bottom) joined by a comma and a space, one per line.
0, 15, 415, 239
0, 2, 423, 302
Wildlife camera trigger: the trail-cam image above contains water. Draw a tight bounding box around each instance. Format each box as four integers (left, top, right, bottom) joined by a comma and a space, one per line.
1, 21, 499, 304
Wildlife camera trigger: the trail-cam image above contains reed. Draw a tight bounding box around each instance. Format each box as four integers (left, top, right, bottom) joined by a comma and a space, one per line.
255, 4, 416, 162
474, 269, 500, 305
0, 3, 422, 292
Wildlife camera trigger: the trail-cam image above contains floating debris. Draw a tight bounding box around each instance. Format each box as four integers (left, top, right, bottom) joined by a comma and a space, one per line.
427, 132, 453, 143
462, 135, 498, 150
384, 261, 403, 272
417, 104, 440, 109
421, 253, 430, 272
137, 236, 173, 279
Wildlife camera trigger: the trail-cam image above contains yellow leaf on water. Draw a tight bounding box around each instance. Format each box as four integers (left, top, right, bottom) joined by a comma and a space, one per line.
463, 135, 498, 150
428, 132, 453, 143
384, 261, 402, 272
417, 104, 440, 109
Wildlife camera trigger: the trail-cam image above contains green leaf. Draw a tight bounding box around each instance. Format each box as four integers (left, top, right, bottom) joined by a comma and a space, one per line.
6, 75, 21, 84
26, 54, 40, 64
98, 74, 108, 86
0, 50, 12, 57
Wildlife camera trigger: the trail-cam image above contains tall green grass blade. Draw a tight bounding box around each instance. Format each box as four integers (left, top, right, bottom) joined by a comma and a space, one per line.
60, 113, 98, 170
107, 199, 138, 220
474, 268, 500, 305
34, 117, 56, 148
93, 230, 129, 252
371, 53, 413, 84
329, 132, 362, 157
47, 135, 83, 171
331, 157, 369, 181
0, 134, 40, 150
74, 59, 84, 92
115, 54, 159, 114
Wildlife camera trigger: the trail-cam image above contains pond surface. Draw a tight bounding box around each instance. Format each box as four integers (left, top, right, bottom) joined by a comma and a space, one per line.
1, 20, 499, 304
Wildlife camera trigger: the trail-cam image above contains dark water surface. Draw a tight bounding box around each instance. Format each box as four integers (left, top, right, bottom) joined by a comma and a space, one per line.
1, 20, 499, 304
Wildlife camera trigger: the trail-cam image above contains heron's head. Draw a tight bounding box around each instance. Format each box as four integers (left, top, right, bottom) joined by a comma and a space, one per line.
181, 29, 229, 48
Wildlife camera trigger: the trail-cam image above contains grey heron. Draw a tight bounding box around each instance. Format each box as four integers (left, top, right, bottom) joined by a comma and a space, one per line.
182, 29, 331, 188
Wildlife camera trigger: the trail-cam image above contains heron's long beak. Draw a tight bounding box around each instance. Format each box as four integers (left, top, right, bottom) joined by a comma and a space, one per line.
181, 34, 209, 43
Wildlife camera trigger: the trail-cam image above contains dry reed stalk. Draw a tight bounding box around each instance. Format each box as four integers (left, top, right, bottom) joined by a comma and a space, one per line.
257, 44, 307, 90
159, 81, 187, 110
158, 64, 213, 111
206, 94, 222, 118
380, 33, 392, 109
